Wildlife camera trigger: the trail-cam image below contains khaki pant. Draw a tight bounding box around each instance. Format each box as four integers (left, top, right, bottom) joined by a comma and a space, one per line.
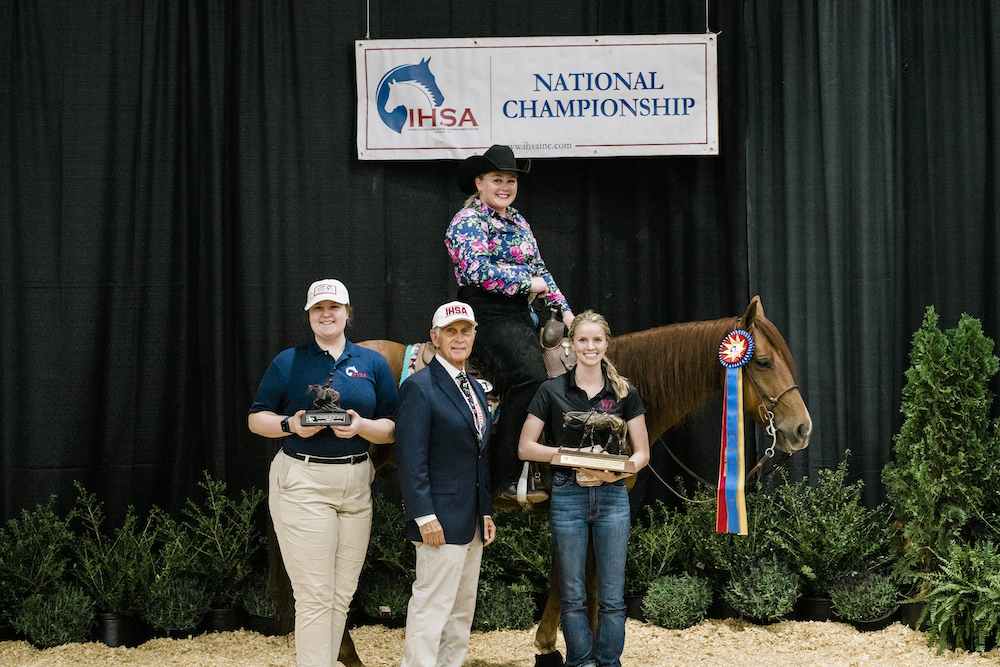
269, 450, 374, 667
401, 528, 484, 667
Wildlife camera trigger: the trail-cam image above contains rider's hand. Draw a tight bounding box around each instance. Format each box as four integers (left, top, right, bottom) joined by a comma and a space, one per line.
529, 277, 549, 296
562, 309, 575, 329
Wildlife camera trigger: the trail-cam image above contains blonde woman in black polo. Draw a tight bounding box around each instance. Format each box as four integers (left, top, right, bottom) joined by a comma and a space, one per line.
518, 310, 650, 667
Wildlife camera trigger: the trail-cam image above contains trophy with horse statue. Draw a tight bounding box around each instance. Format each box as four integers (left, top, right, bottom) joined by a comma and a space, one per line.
300, 372, 352, 427
550, 410, 637, 485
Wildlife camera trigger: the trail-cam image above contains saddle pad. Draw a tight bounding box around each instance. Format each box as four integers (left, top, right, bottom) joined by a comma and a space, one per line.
400, 343, 423, 385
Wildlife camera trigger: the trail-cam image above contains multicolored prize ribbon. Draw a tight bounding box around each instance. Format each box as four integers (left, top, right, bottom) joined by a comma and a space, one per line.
717, 329, 754, 535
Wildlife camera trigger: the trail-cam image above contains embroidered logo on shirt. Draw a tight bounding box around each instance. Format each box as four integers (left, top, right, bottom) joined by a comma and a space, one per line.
599, 398, 616, 413
346, 366, 369, 378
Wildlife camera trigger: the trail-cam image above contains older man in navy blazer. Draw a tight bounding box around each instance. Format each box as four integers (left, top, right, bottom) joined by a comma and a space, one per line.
396, 300, 496, 667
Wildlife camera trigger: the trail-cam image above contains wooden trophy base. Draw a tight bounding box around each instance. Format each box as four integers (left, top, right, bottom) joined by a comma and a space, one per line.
550, 448, 635, 473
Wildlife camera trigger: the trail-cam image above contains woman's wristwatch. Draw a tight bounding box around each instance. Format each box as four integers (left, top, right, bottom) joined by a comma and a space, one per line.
280, 416, 292, 433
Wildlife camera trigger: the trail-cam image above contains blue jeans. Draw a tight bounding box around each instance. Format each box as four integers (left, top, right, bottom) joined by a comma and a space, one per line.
549, 472, 630, 667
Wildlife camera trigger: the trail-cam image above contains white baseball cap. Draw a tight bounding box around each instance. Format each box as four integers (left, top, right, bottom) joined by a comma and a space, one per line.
431, 301, 477, 328
304, 279, 350, 310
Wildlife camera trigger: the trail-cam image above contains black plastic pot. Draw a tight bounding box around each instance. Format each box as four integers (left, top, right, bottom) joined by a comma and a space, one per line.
899, 600, 927, 631
624, 594, 645, 621
0, 620, 21, 642
92, 612, 148, 648
198, 607, 245, 633
795, 596, 835, 622
376, 609, 406, 629
719, 600, 740, 620
246, 614, 283, 636
848, 605, 900, 632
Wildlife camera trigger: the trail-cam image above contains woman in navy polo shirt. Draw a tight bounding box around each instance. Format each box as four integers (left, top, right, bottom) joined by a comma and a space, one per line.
518, 310, 649, 667
248, 278, 397, 667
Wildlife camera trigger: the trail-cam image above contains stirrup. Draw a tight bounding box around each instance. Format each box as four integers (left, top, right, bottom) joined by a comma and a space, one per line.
513, 461, 548, 506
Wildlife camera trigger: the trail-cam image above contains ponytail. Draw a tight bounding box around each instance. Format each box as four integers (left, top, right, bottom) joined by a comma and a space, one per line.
602, 358, 630, 401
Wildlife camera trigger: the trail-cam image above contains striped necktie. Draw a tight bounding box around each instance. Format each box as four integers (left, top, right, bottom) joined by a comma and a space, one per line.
457, 372, 485, 441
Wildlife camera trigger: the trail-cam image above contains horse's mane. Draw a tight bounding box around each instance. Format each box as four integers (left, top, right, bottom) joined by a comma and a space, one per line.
607, 313, 796, 441
609, 318, 733, 439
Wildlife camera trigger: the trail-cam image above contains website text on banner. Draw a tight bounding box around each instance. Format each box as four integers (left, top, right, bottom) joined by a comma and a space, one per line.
355, 34, 719, 160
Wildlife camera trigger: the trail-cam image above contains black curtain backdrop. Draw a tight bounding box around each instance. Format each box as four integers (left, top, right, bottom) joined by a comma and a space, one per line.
1, 0, 997, 524
745, 0, 1000, 501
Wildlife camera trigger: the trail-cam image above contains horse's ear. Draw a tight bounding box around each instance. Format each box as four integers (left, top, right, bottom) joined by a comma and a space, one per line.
741, 295, 762, 328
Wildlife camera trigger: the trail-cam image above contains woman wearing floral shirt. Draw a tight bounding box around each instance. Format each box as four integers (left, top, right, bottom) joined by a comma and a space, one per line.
446, 145, 574, 501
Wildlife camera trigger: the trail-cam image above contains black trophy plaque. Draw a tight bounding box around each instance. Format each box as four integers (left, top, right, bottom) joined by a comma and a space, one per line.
301, 373, 352, 427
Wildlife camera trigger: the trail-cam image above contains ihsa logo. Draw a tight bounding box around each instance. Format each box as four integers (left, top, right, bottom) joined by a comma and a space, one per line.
375, 58, 478, 134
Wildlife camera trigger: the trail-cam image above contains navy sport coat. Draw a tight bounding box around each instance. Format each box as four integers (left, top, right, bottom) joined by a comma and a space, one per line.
395, 357, 492, 545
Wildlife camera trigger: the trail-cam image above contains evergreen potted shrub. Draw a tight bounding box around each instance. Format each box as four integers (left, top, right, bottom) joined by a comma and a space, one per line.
0, 497, 73, 608
624, 500, 685, 618
183, 471, 265, 632
828, 570, 900, 631
140, 506, 212, 637
13, 583, 95, 648
69, 481, 153, 647
0, 498, 95, 647
355, 494, 415, 626
476, 508, 551, 625
684, 483, 790, 578
683, 482, 792, 619
642, 573, 713, 630
771, 455, 891, 620
882, 308, 1000, 635
722, 556, 801, 624
0, 522, 17, 640
242, 569, 282, 636
356, 572, 412, 627
473, 579, 536, 631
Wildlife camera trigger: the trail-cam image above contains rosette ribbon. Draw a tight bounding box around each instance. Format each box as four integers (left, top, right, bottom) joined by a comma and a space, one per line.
716, 330, 754, 535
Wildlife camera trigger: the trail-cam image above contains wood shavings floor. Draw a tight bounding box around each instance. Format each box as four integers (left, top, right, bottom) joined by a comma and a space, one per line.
2, 619, 997, 667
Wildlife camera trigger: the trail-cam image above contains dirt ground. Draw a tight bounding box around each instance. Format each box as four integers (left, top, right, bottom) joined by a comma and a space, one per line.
1, 619, 998, 667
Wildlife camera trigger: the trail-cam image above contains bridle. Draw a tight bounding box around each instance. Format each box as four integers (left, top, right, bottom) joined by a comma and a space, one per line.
651, 319, 801, 502
736, 319, 800, 485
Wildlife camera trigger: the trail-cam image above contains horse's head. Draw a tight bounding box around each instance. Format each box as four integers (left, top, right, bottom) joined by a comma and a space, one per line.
738, 296, 812, 453
409, 58, 444, 106
375, 58, 444, 134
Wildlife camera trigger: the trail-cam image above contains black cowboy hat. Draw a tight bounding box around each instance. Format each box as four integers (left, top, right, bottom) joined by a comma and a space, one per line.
455, 145, 531, 195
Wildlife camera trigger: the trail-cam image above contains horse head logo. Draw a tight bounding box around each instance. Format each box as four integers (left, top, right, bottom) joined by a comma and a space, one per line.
375, 58, 445, 134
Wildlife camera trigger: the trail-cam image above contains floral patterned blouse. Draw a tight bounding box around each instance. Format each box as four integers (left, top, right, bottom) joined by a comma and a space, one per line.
445, 198, 570, 314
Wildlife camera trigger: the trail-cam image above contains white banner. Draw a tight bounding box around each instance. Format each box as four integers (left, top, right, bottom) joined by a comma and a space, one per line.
355, 34, 719, 160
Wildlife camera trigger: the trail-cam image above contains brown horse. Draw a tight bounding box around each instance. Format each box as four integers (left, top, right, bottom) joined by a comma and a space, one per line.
326, 296, 811, 667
